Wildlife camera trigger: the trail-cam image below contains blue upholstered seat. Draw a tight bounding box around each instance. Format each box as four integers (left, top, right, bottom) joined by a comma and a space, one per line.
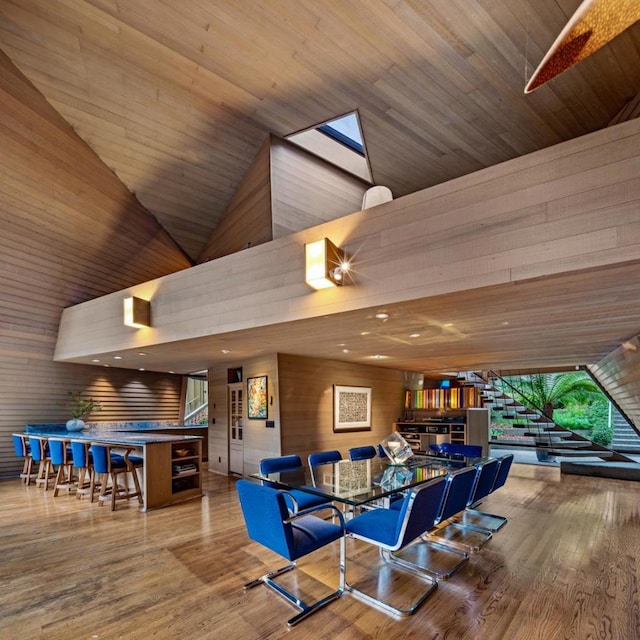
259, 455, 328, 512
348, 445, 377, 461
429, 442, 482, 460
70, 440, 98, 501
48, 438, 76, 497
455, 454, 514, 532
236, 479, 345, 626
12, 434, 34, 484
343, 475, 447, 616
90, 443, 143, 511
29, 436, 54, 490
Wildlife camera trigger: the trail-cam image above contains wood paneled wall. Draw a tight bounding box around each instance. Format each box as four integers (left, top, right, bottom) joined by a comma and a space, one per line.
277, 353, 405, 467
588, 335, 640, 429
197, 137, 273, 262
207, 354, 279, 476
269, 136, 368, 239
197, 135, 368, 263
0, 52, 191, 476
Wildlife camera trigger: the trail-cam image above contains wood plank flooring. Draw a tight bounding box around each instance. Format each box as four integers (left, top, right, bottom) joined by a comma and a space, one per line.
1, 464, 639, 639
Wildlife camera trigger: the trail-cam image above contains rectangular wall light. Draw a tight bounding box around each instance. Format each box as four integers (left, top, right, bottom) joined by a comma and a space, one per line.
305, 238, 346, 290
123, 296, 151, 328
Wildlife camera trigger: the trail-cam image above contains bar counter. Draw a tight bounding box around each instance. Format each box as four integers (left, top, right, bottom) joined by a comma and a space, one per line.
24, 428, 203, 511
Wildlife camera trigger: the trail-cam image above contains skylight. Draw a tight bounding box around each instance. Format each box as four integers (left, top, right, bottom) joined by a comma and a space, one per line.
285, 111, 372, 183
318, 113, 364, 156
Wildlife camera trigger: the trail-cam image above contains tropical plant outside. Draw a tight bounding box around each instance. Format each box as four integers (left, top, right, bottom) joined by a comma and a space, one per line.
497, 372, 613, 447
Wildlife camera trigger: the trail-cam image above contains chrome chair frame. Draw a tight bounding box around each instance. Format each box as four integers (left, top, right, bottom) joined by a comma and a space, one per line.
236, 479, 346, 627
344, 475, 447, 616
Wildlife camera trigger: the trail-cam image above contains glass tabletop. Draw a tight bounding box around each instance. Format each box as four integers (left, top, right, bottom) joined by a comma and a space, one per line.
250, 455, 479, 507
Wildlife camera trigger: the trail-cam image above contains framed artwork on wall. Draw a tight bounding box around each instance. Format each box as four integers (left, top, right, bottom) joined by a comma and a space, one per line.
247, 375, 268, 419
333, 385, 372, 432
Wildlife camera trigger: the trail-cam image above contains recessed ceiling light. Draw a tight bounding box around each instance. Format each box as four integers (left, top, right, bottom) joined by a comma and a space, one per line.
168, 371, 175, 374
342, 348, 350, 353
138, 352, 147, 356
138, 368, 145, 371
104, 364, 110, 367
375, 312, 389, 320
409, 333, 420, 338
91, 359, 101, 363
113, 356, 123, 360
221, 349, 231, 354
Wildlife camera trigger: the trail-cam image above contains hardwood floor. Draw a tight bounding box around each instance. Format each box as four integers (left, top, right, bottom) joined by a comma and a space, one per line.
2, 464, 639, 639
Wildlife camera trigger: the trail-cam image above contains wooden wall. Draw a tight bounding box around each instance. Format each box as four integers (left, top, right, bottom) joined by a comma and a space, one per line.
207, 354, 279, 476
0, 52, 191, 476
197, 135, 368, 263
588, 335, 640, 429
269, 136, 369, 239
197, 137, 273, 262
277, 353, 406, 468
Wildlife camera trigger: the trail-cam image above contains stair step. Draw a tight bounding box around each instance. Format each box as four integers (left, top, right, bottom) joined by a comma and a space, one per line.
547, 449, 614, 458
523, 430, 573, 438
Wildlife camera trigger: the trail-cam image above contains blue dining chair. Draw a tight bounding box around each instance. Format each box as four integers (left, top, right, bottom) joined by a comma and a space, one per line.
344, 475, 448, 616
348, 445, 377, 461
12, 434, 34, 484
90, 443, 143, 511
308, 450, 342, 487
48, 438, 76, 497
435, 458, 500, 551
391, 466, 477, 580
259, 455, 328, 512
456, 454, 514, 532
236, 479, 346, 626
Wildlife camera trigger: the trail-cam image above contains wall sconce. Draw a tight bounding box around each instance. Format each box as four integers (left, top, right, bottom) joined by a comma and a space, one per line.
123, 296, 151, 328
305, 238, 350, 290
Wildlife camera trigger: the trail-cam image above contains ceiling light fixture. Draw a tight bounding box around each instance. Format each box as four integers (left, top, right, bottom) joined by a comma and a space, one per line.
375, 311, 389, 320
113, 356, 123, 360
304, 238, 350, 290
123, 296, 151, 328
525, 0, 640, 93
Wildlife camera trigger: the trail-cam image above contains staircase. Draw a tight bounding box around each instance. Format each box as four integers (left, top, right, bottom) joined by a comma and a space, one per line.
469, 372, 639, 477
611, 408, 640, 452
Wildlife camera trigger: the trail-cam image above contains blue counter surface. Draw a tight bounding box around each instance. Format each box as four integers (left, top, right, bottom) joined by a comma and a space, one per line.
23, 429, 202, 446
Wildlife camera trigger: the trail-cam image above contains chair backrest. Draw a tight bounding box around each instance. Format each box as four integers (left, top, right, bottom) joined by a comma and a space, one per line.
348, 446, 377, 461
437, 467, 477, 522
12, 434, 28, 457
90, 444, 111, 474
308, 450, 342, 467
435, 442, 483, 459
491, 454, 514, 492
393, 476, 448, 548
236, 479, 296, 560
28, 437, 47, 462
259, 455, 303, 475
70, 441, 90, 468
468, 458, 500, 505
48, 439, 70, 465
308, 450, 342, 486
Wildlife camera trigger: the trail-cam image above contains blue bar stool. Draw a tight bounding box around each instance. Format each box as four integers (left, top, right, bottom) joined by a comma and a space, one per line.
48, 438, 77, 497
90, 443, 143, 511
70, 440, 100, 501
29, 436, 54, 490
12, 434, 34, 484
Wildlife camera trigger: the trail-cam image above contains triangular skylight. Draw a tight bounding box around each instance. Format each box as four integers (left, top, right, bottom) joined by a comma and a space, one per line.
286, 111, 372, 183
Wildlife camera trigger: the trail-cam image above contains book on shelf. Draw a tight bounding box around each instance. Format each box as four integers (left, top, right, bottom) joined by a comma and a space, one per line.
404, 386, 478, 410
172, 463, 198, 475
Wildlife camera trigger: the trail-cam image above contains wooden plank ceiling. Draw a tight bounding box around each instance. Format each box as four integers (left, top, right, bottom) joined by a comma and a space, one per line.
1, 0, 639, 261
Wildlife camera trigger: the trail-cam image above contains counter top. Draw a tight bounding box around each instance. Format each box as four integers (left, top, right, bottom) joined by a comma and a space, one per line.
23, 429, 202, 446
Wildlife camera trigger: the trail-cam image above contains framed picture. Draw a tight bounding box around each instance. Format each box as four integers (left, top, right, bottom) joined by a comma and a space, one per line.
247, 375, 268, 419
333, 385, 372, 432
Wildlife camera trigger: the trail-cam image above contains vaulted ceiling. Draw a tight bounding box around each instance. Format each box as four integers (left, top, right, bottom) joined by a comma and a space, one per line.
1, 0, 639, 260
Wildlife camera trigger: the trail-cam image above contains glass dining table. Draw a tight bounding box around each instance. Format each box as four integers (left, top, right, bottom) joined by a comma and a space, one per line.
251, 454, 478, 508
